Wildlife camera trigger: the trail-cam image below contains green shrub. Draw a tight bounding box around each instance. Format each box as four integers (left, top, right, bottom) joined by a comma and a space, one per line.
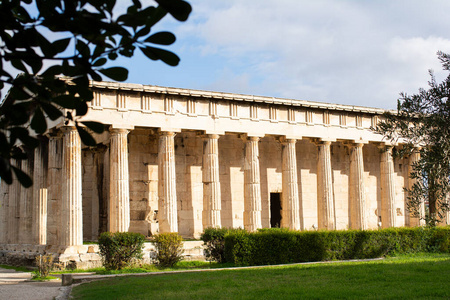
153, 232, 184, 267
224, 226, 450, 266
34, 254, 54, 278
201, 227, 245, 263
98, 232, 145, 270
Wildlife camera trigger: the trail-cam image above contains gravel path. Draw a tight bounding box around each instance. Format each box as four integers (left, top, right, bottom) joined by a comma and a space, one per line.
0, 267, 71, 300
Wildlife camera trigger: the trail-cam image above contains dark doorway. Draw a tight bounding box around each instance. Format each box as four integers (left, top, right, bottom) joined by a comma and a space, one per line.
270, 193, 282, 228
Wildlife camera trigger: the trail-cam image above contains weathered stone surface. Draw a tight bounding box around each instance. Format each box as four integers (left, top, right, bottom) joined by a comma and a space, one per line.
1, 82, 421, 250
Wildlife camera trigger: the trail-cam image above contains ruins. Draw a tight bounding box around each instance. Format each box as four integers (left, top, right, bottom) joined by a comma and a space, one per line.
0, 81, 429, 266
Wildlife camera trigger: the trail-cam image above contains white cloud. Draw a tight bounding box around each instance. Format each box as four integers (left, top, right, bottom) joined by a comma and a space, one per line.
175, 0, 450, 109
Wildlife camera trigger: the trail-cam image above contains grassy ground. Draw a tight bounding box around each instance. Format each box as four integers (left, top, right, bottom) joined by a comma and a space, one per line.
71, 253, 450, 299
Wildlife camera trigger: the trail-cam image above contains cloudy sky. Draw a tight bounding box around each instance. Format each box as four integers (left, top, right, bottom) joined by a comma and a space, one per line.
119, 0, 450, 109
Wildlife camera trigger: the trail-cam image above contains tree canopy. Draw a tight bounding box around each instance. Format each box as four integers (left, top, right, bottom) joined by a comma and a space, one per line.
0, 0, 192, 186
376, 51, 450, 226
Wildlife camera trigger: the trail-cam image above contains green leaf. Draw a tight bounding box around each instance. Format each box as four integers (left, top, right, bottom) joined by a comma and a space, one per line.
75, 101, 88, 116
12, 165, 32, 188
41, 65, 63, 77
40, 102, 63, 120
30, 107, 47, 134
155, 0, 192, 22
81, 121, 105, 134
52, 94, 77, 109
92, 58, 107, 67
76, 124, 96, 146
52, 38, 71, 54
140, 46, 180, 66
98, 67, 129, 81
145, 32, 176, 45
11, 59, 28, 73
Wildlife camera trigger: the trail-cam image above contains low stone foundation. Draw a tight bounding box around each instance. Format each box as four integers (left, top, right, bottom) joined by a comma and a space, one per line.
0, 241, 205, 269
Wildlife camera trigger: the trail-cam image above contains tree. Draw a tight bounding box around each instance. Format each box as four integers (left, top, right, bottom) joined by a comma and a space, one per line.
0, 0, 192, 187
376, 51, 450, 226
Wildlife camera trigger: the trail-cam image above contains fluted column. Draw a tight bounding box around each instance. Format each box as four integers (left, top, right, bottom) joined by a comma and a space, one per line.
244, 136, 262, 231
8, 159, 21, 243
158, 131, 178, 232
19, 155, 33, 244
281, 138, 301, 230
407, 147, 424, 227
109, 128, 130, 232
47, 133, 62, 245
317, 140, 335, 230
0, 174, 9, 243
61, 126, 83, 246
380, 145, 396, 228
202, 134, 221, 228
349, 143, 367, 230
32, 143, 48, 245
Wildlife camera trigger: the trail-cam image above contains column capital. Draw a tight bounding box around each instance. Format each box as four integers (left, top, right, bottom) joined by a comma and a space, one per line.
239, 134, 261, 142
277, 136, 297, 144
109, 127, 130, 135
60, 125, 77, 134
311, 138, 334, 146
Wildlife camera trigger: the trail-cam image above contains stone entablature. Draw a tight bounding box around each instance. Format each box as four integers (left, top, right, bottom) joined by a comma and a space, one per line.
85, 81, 386, 142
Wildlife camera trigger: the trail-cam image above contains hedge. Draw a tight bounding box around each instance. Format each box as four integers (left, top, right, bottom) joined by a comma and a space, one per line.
221, 227, 450, 266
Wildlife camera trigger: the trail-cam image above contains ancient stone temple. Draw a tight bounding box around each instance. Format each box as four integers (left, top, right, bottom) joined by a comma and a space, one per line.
0, 81, 428, 265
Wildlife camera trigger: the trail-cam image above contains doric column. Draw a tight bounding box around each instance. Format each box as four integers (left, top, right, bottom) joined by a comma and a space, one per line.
243, 136, 262, 231
8, 159, 21, 244
348, 142, 367, 230
202, 134, 221, 228
158, 131, 178, 232
317, 140, 335, 230
47, 132, 62, 245
61, 126, 83, 246
33, 142, 48, 245
109, 128, 130, 232
407, 147, 424, 227
0, 174, 9, 243
380, 145, 396, 228
19, 155, 33, 244
281, 138, 301, 230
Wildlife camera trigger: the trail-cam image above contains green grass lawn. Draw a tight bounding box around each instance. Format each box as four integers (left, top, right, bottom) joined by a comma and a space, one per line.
71, 253, 450, 299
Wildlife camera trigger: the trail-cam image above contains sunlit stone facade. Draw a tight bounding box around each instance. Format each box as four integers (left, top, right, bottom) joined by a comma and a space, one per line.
1, 81, 429, 253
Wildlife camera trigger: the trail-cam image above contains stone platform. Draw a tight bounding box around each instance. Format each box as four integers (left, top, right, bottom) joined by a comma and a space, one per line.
0, 241, 205, 269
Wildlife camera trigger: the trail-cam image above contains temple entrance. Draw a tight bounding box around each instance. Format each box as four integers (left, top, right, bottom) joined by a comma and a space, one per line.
270, 193, 282, 228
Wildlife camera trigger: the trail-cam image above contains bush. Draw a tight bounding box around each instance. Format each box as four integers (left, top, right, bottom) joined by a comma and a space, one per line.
34, 254, 54, 278
223, 227, 450, 266
98, 232, 145, 270
201, 227, 245, 263
153, 232, 184, 267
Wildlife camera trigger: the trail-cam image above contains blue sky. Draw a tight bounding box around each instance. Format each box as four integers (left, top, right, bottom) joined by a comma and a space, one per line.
119, 0, 450, 109
4, 0, 450, 109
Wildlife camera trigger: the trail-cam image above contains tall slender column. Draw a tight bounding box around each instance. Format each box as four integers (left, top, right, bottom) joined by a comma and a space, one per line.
0, 174, 9, 243
202, 134, 221, 228
109, 128, 130, 232
61, 126, 83, 246
348, 143, 367, 230
407, 147, 424, 226
8, 159, 20, 243
244, 136, 262, 231
158, 131, 178, 232
380, 145, 396, 228
281, 138, 301, 230
19, 155, 33, 244
47, 133, 62, 245
317, 140, 335, 230
33, 142, 48, 244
